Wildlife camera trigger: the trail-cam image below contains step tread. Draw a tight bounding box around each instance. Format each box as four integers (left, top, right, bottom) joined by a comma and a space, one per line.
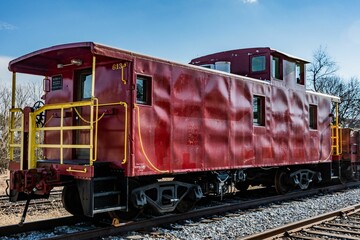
94, 176, 118, 181
94, 190, 121, 197
93, 206, 126, 214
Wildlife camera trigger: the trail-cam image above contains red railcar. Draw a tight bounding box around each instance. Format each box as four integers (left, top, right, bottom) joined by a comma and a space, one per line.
6, 42, 357, 220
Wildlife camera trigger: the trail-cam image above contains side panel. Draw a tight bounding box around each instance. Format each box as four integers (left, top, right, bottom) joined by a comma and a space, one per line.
253, 84, 273, 165
203, 74, 231, 170
305, 94, 332, 162
270, 86, 290, 165
289, 91, 307, 163
95, 61, 131, 168
172, 69, 204, 172
230, 79, 254, 167
317, 96, 332, 161
131, 57, 333, 177
132, 60, 171, 175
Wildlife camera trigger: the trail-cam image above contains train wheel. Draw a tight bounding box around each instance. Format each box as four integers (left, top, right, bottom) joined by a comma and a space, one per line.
62, 184, 84, 216
275, 169, 292, 194
109, 179, 142, 220
235, 182, 250, 192
176, 199, 196, 213
339, 163, 354, 183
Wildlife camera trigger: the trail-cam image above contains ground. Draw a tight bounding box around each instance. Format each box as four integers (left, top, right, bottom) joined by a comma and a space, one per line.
0, 170, 70, 226
0, 170, 8, 195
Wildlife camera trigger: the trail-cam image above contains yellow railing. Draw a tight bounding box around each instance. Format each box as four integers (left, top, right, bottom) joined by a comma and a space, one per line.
8, 108, 24, 169
27, 99, 99, 169
331, 125, 342, 156
23, 99, 128, 170
331, 102, 342, 157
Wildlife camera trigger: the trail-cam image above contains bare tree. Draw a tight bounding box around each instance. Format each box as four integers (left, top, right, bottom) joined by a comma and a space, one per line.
0, 82, 42, 171
0, 86, 11, 172
308, 46, 360, 128
307, 46, 339, 91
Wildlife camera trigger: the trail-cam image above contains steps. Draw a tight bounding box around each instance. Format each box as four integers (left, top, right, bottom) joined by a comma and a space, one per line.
77, 163, 127, 217
92, 175, 126, 214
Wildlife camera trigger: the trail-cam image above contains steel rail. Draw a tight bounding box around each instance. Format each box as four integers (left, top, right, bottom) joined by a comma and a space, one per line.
241, 203, 360, 240
1, 182, 358, 239
38, 182, 360, 240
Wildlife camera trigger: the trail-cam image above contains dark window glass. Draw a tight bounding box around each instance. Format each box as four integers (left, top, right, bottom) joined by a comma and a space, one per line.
271, 57, 282, 79
251, 55, 266, 72
136, 75, 151, 105
253, 95, 265, 126
309, 105, 317, 129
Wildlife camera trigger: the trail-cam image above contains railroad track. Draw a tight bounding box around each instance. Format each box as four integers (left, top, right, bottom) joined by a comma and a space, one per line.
1, 182, 359, 239
243, 202, 360, 239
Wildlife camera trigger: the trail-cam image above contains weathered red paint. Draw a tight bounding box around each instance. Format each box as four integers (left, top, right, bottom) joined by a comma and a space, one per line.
342, 129, 360, 163
8, 42, 335, 179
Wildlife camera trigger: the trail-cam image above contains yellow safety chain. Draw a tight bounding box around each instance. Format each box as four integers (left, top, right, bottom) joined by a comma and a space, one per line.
73, 107, 105, 124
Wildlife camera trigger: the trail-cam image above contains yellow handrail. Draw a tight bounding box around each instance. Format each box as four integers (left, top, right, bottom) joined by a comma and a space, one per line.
331, 102, 342, 156
331, 125, 342, 156
9, 97, 129, 170
29, 99, 99, 167
134, 104, 169, 173
8, 108, 24, 169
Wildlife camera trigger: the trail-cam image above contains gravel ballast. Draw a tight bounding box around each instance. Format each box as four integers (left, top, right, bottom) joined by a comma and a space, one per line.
113, 187, 360, 240
3, 187, 360, 240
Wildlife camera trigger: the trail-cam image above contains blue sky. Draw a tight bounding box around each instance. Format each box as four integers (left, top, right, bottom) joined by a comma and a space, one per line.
1, 0, 360, 84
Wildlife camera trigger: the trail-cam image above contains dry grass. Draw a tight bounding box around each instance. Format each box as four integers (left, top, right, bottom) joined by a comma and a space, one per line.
0, 208, 70, 226
0, 170, 71, 226
0, 169, 9, 195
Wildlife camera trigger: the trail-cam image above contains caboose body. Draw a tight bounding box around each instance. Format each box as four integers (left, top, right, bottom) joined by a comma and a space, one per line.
6, 42, 356, 218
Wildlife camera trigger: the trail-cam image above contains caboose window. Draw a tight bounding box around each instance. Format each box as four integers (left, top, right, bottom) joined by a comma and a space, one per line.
253, 95, 265, 126
296, 63, 304, 85
136, 75, 151, 105
309, 105, 317, 129
251, 55, 266, 72
271, 57, 282, 80
79, 71, 92, 99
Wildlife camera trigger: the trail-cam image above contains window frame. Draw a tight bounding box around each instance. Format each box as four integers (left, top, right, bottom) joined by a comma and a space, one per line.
75, 69, 92, 101
136, 74, 152, 105
296, 63, 305, 85
271, 56, 283, 80
253, 95, 266, 126
309, 104, 317, 129
200, 64, 215, 69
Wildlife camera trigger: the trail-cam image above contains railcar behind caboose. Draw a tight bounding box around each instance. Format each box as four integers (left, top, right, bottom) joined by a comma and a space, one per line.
6, 42, 356, 220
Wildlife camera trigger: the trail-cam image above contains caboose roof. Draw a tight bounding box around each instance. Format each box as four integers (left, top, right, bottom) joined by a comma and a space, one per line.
9, 42, 340, 102
8, 42, 270, 86
269, 48, 310, 63
190, 47, 310, 64
10, 43, 310, 76
8, 42, 137, 75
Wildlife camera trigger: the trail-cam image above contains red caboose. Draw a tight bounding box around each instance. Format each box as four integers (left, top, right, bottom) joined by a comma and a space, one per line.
6, 42, 352, 219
